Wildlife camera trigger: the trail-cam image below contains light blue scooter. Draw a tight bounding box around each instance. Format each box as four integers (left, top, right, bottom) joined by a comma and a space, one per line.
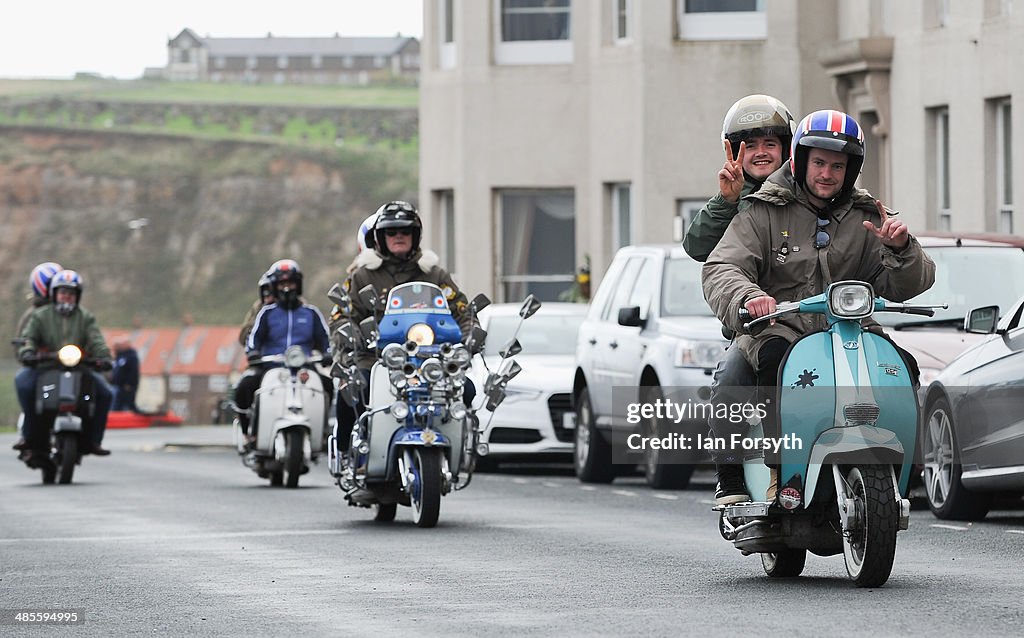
716, 281, 945, 587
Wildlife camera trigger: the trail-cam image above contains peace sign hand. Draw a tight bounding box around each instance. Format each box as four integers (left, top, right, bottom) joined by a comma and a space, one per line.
719, 140, 745, 203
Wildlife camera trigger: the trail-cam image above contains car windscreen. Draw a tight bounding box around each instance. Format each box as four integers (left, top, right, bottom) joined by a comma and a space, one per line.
876, 246, 1024, 327
662, 257, 715, 317
483, 314, 584, 356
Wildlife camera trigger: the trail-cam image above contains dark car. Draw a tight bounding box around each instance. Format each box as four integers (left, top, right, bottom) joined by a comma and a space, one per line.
919, 295, 1024, 520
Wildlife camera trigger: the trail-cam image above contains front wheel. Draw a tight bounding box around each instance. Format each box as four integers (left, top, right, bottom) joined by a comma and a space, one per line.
57, 434, 78, 485
761, 549, 806, 578
573, 387, 614, 484
840, 465, 899, 588
409, 448, 442, 528
283, 430, 305, 488
641, 385, 694, 490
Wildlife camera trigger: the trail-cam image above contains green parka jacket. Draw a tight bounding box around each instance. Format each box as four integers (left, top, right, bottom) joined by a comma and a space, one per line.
682, 177, 760, 262
18, 304, 111, 362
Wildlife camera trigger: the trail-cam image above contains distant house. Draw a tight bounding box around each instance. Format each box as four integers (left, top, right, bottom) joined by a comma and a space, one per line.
165, 28, 420, 85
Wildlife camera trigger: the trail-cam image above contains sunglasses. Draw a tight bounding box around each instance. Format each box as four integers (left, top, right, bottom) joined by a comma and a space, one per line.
815, 216, 831, 249
384, 229, 412, 237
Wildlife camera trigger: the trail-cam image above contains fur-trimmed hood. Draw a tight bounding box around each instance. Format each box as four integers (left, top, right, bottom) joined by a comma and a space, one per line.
354, 248, 440, 273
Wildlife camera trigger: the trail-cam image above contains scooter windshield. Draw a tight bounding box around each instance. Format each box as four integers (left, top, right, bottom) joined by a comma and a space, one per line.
383, 282, 451, 316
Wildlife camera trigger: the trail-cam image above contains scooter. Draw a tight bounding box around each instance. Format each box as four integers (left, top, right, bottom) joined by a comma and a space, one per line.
326, 282, 538, 527
233, 346, 329, 488
18, 344, 106, 485
716, 280, 945, 587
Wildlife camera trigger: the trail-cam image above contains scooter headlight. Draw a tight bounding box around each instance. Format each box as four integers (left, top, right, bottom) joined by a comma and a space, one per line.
449, 401, 467, 420
828, 282, 874, 319
447, 344, 472, 368
57, 345, 83, 368
390, 401, 410, 420
419, 358, 445, 384
381, 343, 407, 369
284, 345, 307, 368
406, 323, 435, 346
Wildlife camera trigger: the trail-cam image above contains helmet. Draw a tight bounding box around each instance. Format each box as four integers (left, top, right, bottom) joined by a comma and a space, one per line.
258, 272, 273, 302
49, 269, 83, 316
722, 95, 796, 160
267, 259, 303, 308
372, 200, 421, 256
357, 212, 379, 252
29, 262, 63, 300
790, 109, 865, 201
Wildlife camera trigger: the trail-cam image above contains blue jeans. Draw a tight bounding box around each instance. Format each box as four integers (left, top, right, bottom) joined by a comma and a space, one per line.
15, 367, 112, 446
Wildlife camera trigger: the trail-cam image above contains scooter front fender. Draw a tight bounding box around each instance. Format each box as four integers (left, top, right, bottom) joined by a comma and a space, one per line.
803, 425, 908, 507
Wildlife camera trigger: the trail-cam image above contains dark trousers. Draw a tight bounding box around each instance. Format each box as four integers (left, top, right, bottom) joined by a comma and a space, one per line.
113, 386, 137, 412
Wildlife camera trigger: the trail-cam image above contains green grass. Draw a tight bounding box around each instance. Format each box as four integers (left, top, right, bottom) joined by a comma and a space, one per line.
0, 78, 419, 108
0, 364, 21, 429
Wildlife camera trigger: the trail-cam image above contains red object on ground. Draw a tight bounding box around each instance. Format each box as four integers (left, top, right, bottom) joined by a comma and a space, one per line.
106, 411, 185, 429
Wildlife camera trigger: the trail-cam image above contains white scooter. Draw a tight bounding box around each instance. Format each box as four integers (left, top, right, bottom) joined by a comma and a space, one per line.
233, 346, 329, 488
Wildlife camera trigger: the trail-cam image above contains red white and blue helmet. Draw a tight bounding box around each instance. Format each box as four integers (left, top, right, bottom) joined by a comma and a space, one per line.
358, 212, 379, 252
790, 109, 866, 200
29, 262, 63, 300
49, 269, 84, 306
267, 259, 302, 295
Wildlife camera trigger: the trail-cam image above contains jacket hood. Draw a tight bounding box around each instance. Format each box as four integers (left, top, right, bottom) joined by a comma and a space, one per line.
359, 248, 440, 273
747, 164, 880, 220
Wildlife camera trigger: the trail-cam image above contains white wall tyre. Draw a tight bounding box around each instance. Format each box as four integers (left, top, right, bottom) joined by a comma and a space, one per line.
841, 465, 898, 588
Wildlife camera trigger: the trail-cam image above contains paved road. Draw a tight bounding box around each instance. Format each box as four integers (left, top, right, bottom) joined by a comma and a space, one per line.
1, 426, 1022, 637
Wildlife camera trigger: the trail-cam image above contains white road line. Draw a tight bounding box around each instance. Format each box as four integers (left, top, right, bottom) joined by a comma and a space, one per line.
651, 494, 679, 501
1007, 530, 1024, 535
698, 499, 717, 505
931, 524, 970, 531
579, 485, 597, 491
512, 478, 529, 485
0, 529, 350, 545
612, 489, 638, 497
541, 482, 561, 488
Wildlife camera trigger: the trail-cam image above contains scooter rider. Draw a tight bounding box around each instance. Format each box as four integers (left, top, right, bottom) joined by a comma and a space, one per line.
683, 95, 795, 505
15, 270, 114, 456
234, 259, 332, 444
332, 200, 479, 453
702, 109, 935, 504
238, 271, 275, 347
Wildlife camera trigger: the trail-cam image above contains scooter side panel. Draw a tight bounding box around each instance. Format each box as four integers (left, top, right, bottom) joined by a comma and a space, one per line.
254, 368, 328, 452
778, 332, 837, 491
860, 333, 918, 493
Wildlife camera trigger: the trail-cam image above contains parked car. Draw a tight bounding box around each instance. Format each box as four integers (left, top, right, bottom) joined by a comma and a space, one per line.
918, 295, 1024, 520
476, 302, 587, 461
882, 233, 1024, 383
572, 245, 727, 489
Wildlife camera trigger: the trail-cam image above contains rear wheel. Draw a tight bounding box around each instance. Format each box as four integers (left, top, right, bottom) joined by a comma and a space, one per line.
283, 430, 305, 488
922, 398, 990, 521
410, 448, 442, 528
374, 503, 398, 522
269, 470, 284, 487
57, 434, 78, 485
761, 549, 806, 578
641, 385, 694, 490
573, 387, 614, 484
841, 465, 899, 588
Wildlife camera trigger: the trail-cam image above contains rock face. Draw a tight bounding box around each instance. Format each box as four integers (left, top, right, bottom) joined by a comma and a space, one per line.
0, 125, 417, 335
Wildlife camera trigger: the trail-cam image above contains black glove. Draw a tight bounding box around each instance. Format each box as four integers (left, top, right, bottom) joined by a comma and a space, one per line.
94, 358, 114, 372
247, 351, 263, 364
18, 350, 37, 366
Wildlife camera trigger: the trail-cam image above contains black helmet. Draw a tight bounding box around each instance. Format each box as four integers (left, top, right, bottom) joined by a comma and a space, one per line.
722, 94, 796, 161
267, 259, 303, 309
373, 200, 422, 256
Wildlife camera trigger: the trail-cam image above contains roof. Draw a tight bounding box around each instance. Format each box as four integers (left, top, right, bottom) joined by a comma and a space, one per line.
103, 326, 244, 376
480, 302, 589, 318
613, 244, 695, 260
171, 29, 416, 57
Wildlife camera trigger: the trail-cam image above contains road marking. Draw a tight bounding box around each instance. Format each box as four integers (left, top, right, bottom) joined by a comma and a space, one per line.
0, 529, 350, 545
541, 482, 561, 488
612, 489, 638, 497
931, 524, 970, 531
651, 494, 679, 501
512, 478, 529, 485
1007, 530, 1024, 535
698, 499, 717, 505
579, 485, 596, 491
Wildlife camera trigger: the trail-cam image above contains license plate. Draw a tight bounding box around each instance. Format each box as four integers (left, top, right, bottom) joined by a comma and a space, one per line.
562, 412, 577, 430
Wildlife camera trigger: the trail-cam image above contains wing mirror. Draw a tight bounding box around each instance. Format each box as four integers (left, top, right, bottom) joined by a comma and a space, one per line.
617, 306, 643, 328
964, 305, 999, 335
327, 282, 351, 308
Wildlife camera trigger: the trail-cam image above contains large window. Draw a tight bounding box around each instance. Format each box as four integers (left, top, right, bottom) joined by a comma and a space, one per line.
927, 106, 952, 231
675, 199, 707, 242
435, 190, 457, 273
677, 0, 766, 40
613, 0, 631, 42
494, 0, 572, 65
995, 98, 1014, 233
610, 183, 632, 249
440, 0, 456, 68
498, 189, 576, 302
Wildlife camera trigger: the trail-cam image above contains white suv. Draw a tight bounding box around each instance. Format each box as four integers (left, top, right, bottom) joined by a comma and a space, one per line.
572, 245, 727, 488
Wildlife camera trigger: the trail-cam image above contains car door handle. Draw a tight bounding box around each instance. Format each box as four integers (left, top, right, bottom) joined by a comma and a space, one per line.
588, 338, 597, 345
609, 341, 618, 349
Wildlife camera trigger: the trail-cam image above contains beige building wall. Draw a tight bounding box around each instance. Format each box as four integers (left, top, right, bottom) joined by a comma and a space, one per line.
420, 0, 1021, 301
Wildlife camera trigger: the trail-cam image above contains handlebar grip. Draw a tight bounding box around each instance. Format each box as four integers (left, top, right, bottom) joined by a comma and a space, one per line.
738, 309, 751, 321
903, 308, 936, 317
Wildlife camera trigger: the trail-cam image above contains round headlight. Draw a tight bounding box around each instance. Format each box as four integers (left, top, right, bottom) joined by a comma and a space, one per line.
829, 283, 873, 318
449, 402, 467, 420
420, 358, 445, 384
57, 345, 83, 368
284, 346, 307, 368
448, 344, 472, 368
389, 370, 409, 389
407, 323, 435, 346
390, 401, 410, 420
382, 343, 407, 369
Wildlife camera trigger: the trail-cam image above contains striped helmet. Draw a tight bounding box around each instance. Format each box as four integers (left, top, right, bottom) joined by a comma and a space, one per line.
29, 262, 63, 299
49, 269, 84, 315
790, 109, 865, 200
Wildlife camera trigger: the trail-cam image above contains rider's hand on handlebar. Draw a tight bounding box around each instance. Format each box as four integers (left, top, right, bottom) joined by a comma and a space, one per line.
94, 358, 113, 372
18, 350, 38, 366
744, 296, 777, 325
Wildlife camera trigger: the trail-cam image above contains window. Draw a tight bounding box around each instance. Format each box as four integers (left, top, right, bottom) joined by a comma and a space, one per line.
601, 257, 643, 321
498, 189, 576, 302
924, 0, 951, 28
611, 183, 632, 248
677, 0, 766, 41
436, 190, 457, 273
927, 107, 952, 231
277, 55, 288, 69
214, 56, 226, 69
177, 47, 191, 64
312, 54, 322, 69
984, 0, 1014, 19
440, 0, 456, 68
675, 199, 707, 242
995, 98, 1014, 233
613, 0, 631, 42
374, 56, 385, 68
494, 0, 572, 65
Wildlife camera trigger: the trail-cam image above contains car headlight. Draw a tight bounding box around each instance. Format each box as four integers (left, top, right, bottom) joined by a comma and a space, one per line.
673, 339, 727, 369
502, 387, 543, 403
828, 282, 874, 319
407, 323, 435, 346
284, 345, 307, 368
381, 343, 407, 369
58, 345, 83, 368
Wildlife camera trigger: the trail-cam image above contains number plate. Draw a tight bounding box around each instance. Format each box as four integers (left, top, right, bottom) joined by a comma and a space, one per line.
562, 412, 577, 430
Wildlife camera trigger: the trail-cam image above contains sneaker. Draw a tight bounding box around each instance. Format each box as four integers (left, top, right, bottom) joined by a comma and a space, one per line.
12, 437, 27, 451
91, 444, 111, 456
714, 465, 750, 505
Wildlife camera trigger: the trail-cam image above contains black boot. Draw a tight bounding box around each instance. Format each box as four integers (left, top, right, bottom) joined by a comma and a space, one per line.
714, 462, 750, 505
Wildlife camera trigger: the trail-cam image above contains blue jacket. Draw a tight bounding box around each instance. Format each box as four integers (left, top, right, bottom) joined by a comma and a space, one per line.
247, 303, 331, 358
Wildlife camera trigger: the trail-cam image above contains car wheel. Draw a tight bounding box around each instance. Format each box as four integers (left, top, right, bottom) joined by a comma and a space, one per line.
574, 386, 614, 483
922, 398, 990, 521
641, 385, 693, 490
